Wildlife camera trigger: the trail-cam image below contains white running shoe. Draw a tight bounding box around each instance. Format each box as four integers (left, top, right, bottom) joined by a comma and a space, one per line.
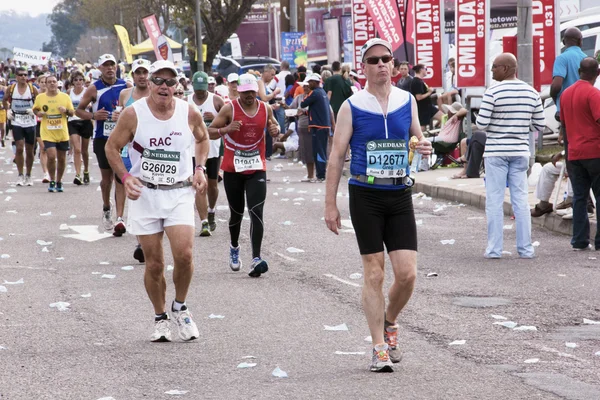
16, 175, 25, 186
24, 176, 33, 186
556, 207, 572, 216
172, 308, 199, 341
102, 208, 114, 231
150, 319, 172, 342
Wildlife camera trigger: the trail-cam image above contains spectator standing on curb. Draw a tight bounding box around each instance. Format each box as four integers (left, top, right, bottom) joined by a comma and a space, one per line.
301, 74, 331, 182
476, 53, 545, 259
324, 61, 353, 120
559, 57, 600, 251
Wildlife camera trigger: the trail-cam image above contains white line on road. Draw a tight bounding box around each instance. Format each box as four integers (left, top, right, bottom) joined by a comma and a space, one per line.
323, 273, 361, 288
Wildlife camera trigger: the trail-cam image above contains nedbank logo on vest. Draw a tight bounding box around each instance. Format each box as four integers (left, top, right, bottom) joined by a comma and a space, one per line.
366, 140, 406, 151
142, 149, 180, 161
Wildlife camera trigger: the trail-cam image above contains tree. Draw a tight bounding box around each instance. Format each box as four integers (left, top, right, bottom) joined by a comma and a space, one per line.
47, 0, 87, 56
172, 0, 261, 72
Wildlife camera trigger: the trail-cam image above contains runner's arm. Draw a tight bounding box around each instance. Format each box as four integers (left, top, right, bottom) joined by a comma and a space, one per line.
206, 103, 233, 139
409, 95, 424, 140
325, 101, 353, 234
266, 104, 280, 136
214, 95, 225, 113
105, 107, 137, 181
75, 85, 97, 120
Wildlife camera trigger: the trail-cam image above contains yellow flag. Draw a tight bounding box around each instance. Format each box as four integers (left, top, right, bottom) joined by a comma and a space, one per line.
114, 25, 134, 64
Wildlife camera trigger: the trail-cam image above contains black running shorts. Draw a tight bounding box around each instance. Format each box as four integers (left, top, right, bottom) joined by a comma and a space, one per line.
349, 184, 418, 255
93, 137, 111, 170
12, 125, 36, 145
68, 120, 94, 139
192, 156, 221, 180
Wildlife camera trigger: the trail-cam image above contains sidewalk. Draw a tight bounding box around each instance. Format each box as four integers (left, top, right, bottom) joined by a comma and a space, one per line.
412, 166, 597, 237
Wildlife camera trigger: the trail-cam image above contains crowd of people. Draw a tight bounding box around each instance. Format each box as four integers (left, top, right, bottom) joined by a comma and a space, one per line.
2, 30, 597, 374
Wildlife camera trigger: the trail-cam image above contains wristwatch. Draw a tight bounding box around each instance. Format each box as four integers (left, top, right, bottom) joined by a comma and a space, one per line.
195, 165, 206, 173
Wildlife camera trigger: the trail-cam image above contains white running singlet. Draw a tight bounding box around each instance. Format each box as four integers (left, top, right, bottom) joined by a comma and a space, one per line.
188, 92, 221, 159
129, 97, 194, 185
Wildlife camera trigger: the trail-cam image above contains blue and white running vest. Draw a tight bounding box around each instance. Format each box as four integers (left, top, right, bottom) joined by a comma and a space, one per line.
348, 87, 412, 191
92, 78, 127, 139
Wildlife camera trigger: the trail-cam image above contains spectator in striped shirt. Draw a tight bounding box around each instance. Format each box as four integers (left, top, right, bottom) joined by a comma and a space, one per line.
476, 53, 546, 259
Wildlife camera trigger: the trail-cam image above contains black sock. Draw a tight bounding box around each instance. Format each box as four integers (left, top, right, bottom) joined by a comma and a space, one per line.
103, 205, 110, 212
155, 312, 168, 321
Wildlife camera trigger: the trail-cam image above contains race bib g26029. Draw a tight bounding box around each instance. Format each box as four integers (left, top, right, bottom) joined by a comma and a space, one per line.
366, 139, 408, 178
140, 149, 181, 185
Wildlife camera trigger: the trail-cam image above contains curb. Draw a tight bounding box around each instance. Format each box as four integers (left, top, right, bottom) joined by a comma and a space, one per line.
413, 181, 596, 237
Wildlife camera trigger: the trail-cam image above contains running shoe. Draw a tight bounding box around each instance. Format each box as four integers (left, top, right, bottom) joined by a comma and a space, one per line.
133, 244, 145, 263
207, 212, 217, 231
16, 175, 24, 186
151, 318, 172, 342
248, 257, 268, 278
384, 323, 403, 363
83, 171, 90, 185
172, 306, 199, 341
370, 344, 394, 373
73, 175, 83, 185
113, 217, 126, 237
0, 139, 4, 147
56, 182, 64, 192
48, 181, 56, 193
199, 221, 211, 237
42, 173, 50, 183
229, 245, 242, 272
573, 244, 593, 251
24, 175, 33, 186
103, 208, 114, 231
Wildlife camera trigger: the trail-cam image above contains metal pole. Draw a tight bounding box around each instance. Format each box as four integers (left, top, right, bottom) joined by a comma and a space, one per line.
290, 0, 298, 32
517, 0, 535, 165
196, 0, 204, 72
268, 4, 273, 58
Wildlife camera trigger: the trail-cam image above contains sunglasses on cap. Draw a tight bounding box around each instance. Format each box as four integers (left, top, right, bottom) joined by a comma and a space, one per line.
150, 76, 178, 87
364, 55, 393, 65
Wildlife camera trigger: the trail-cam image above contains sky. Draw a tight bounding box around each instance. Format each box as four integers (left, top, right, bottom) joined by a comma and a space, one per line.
0, 0, 62, 17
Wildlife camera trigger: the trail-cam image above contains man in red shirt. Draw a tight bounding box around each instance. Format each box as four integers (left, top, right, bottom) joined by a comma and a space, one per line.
559, 57, 600, 251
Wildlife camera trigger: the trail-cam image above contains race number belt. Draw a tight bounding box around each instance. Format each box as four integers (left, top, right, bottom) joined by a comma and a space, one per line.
140, 149, 181, 185
14, 112, 35, 126
366, 139, 408, 178
233, 149, 263, 172
103, 121, 116, 137
354, 174, 414, 187
46, 114, 63, 130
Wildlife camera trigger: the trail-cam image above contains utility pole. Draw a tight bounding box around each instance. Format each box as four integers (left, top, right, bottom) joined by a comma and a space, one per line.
517, 0, 533, 87
290, 0, 297, 32
196, 0, 204, 72
517, 0, 535, 166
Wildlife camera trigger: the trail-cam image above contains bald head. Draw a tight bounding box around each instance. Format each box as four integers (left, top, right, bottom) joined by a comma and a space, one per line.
496, 53, 517, 69
563, 27, 583, 47
491, 53, 517, 82
579, 57, 599, 82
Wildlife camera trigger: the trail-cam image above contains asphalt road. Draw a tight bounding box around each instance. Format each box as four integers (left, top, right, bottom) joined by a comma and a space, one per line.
1, 148, 600, 400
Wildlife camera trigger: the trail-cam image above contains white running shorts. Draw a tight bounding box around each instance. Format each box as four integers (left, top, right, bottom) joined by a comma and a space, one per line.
127, 186, 195, 235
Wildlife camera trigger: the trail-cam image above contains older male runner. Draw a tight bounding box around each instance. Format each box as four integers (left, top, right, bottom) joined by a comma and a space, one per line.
106, 60, 209, 342
325, 38, 432, 373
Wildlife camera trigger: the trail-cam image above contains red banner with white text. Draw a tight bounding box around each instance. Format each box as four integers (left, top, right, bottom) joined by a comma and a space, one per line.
532, 0, 556, 85
352, 0, 376, 80
455, 0, 488, 87
363, 0, 403, 52
414, 0, 443, 88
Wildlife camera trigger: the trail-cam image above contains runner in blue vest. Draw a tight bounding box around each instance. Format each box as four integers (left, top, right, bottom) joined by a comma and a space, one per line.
325, 38, 432, 373
76, 54, 128, 235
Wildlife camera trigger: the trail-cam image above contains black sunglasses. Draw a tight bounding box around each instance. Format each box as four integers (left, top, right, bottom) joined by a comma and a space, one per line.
174, 91, 184, 95
17, 73, 27, 77
364, 55, 393, 65
150, 77, 178, 87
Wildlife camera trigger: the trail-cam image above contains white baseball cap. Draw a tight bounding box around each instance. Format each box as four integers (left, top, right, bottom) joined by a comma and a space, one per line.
442, 101, 464, 115
131, 58, 151, 73
98, 54, 117, 66
150, 60, 178, 77
237, 73, 258, 92
227, 73, 239, 83
208, 76, 216, 84
360, 38, 393, 63
307, 73, 322, 82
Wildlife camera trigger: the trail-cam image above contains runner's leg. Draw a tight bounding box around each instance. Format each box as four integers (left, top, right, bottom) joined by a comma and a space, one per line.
223, 171, 246, 247
46, 146, 57, 181
139, 232, 167, 315
56, 148, 67, 183
245, 171, 267, 258
362, 252, 386, 346
164, 225, 195, 303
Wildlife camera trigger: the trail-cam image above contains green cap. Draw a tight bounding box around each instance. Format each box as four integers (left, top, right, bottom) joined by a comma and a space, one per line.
192, 71, 209, 91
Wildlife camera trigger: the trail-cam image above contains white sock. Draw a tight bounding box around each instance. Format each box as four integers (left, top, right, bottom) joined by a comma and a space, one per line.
208, 208, 215, 213
201, 219, 208, 224
172, 300, 186, 311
